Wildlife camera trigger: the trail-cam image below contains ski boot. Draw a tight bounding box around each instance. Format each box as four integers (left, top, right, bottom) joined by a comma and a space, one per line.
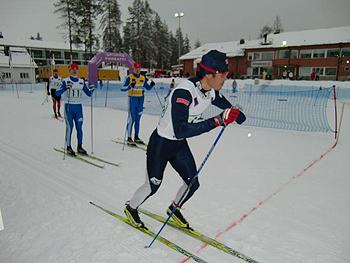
124, 204, 147, 229
57, 112, 62, 118
127, 137, 137, 146
134, 135, 145, 145
77, 144, 88, 155
66, 146, 76, 156
167, 203, 192, 230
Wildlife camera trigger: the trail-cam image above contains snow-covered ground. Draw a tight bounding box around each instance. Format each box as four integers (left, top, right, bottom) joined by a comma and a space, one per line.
0, 79, 349, 263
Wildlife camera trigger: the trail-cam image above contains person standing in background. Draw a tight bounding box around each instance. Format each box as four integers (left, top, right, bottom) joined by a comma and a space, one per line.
47, 69, 63, 119
121, 62, 155, 146
55, 63, 94, 156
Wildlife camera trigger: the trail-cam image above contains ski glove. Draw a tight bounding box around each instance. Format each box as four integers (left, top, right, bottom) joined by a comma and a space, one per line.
214, 108, 241, 127
150, 81, 155, 87
130, 80, 136, 88
65, 81, 73, 90
89, 83, 95, 92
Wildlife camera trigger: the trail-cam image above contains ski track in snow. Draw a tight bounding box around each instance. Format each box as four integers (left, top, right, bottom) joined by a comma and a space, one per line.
0, 81, 350, 263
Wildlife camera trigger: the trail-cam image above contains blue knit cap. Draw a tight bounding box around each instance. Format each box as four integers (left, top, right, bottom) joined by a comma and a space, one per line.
199, 50, 228, 75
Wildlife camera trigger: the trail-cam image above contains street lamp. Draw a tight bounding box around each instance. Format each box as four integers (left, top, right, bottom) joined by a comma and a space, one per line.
174, 12, 184, 71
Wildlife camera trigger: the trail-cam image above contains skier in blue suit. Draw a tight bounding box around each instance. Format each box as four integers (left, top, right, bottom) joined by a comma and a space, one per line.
121, 62, 155, 146
55, 63, 94, 156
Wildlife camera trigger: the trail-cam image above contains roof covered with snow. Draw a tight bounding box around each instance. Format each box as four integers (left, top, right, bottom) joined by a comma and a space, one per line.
0, 37, 84, 52
181, 26, 350, 60
0, 50, 37, 68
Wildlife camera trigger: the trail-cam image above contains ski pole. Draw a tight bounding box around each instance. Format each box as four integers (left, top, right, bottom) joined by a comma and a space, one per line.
91, 83, 94, 154
145, 126, 226, 248
122, 86, 134, 150
104, 81, 109, 107
153, 83, 163, 108
63, 83, 71, 160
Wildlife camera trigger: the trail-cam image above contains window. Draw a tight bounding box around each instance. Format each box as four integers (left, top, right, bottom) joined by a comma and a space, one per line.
313, 49, 325, 58
248, 53, 253, 61
326, 49, 340, 58
291, 50, 298, 59
31, 49, 43, 58
300, 50, 312, 59
312, 68, 324, 75
325, 68, 337, 76
248, 51, 274, 61
253, 53, 261, 60
261, 52, 273, 60
51, 51, 62, 59
279, 50, 290, 59
341, 48, 350, 57
247, 67, 252, 76
2, 72, 12, 79
252, 67, 259, 75
299, 67, 312, 76
20, 73, 29, 79
64, 52, 79, 59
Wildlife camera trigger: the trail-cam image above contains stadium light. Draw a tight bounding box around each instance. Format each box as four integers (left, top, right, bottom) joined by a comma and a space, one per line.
174, 12, 185, 69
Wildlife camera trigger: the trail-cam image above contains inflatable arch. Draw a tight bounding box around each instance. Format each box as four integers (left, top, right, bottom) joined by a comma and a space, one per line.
87, 52, 134, 83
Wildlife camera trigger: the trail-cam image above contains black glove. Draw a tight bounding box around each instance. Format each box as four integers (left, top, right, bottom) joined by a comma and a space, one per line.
150, 81, 155, 87
47, 91, 50, 96
65, 81, 73, 90
89, 83, 95, 92
130, 79, 136, 88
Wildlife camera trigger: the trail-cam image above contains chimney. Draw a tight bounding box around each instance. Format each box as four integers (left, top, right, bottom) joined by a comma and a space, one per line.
0, 32, 3, 39
263, 33, 267, 43
239, 38, 245, 45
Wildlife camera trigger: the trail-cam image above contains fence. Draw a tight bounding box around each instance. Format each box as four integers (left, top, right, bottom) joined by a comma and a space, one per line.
2, 81, 349, 133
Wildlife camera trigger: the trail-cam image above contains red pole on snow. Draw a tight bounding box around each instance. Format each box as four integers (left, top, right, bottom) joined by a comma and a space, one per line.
333, 85, 337, 140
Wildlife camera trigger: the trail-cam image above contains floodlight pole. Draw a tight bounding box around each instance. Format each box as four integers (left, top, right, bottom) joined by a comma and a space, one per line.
174, 12, 184, 68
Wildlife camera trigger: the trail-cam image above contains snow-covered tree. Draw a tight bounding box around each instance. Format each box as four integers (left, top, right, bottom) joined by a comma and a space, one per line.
153, 13, 172, 69
273, 15, 284, 33
74, 0, 103, 61
54, 0, 80, 60
100, 0, 123, 53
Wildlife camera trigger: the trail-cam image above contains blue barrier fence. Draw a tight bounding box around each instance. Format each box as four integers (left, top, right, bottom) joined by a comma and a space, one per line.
2, 81, 349, 132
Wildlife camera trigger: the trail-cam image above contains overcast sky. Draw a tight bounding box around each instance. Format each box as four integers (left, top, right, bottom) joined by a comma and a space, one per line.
1, 0, 350, 47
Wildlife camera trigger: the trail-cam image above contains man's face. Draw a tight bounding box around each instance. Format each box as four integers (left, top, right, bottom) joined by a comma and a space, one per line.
134, 68, 141, 75
70, 67, 78, 76
53, 71, 58, 77
206, 72, 228, 91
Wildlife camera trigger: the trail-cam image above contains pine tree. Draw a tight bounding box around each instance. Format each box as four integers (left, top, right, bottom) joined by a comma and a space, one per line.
153, 13, 171, 69
100, 0, 123, 52
124, 0, 156, 68
194, 39, 201, 49
126, 0, 144, 63
169, 32, 178, 66
140, 0, 155, 68
183, 35, 191, 54
54, 0, 80, 60
273, 15, 284, 33
259, 24, 273, 39
75, 0, 103, 62
174, 27, 184, 65
35, 33, 43, 41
